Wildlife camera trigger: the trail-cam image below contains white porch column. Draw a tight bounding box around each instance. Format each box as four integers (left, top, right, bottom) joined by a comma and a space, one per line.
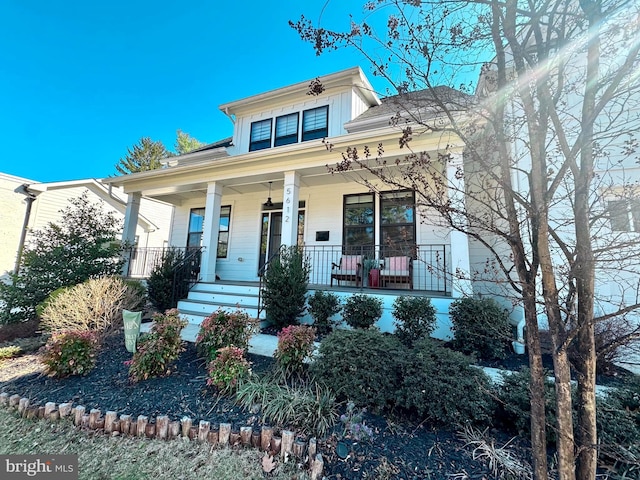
447, 152, 472, 297
121, 192, 141, 276
281, 171, 300, 247
200, 182, 223, 282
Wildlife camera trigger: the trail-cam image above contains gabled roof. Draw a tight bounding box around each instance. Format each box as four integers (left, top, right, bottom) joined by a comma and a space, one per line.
345, 86, 474, 132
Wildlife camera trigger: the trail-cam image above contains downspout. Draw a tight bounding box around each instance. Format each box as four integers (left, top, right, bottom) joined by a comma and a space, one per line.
14, 184, 38, 275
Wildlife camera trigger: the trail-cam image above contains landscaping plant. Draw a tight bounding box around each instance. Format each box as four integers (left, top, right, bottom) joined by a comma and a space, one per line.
449, 297, 512, 360
0, 193, 124, 324
261, 246, 311, 328
147, 248, 185, 311
340, 401, 374, 441
397, 337, 493, 426
40, 276, 145, 340
342, 294, 383, 330
307, 290, 341, 335
206, 346, 251, 393
274, 325, 316, 376
195, 308, 258, 363
392, 295, 437, 347
128, 309, 186, 382
310, 328, 404, 412
235, 375, 337, 437
41, 330, 99, 377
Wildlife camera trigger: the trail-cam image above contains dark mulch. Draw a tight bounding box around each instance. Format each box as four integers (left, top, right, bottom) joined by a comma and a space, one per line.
0, 332, 522, 479
0, 319, 40, 342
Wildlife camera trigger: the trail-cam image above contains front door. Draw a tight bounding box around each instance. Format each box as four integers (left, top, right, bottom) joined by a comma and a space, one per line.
258, 211, 282, 274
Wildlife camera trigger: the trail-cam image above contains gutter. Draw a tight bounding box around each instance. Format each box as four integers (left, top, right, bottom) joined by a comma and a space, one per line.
13, 184, 38, 275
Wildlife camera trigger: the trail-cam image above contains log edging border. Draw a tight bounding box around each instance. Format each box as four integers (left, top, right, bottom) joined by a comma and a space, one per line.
0, 391, 324, 479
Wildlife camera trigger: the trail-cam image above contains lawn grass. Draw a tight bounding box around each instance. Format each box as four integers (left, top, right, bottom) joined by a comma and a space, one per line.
0, 409, 309, 480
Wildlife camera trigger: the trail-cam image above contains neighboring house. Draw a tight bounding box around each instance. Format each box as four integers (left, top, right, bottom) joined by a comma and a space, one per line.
105, 67, 473, 339
0, 174, 174, 280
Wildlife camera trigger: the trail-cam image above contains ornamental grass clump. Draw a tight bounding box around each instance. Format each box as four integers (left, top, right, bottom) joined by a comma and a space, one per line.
206, 346, 251, 394
195, 308, 258, 363
128, 309, 186, 383
275, 325, 316, 375
342, 294, 383, 329
41, 330, 99, 377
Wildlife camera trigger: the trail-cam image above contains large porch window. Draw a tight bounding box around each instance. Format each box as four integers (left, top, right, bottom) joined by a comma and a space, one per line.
187, 206, 232, 258
380, 190, 416, 256
342, 190, 416, 255
343, 193, 375, 254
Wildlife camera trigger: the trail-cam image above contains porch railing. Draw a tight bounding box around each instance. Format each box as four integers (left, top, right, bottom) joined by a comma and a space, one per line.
123, 247, 194, 278
301, 244, 450, 294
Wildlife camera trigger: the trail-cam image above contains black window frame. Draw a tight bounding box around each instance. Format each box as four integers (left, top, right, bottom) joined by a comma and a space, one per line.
249, 118, 272, 151
379, 189, 417, 257
342, 193, 375, 255
274, 112, 299, 147
302, 105, 329, 142
217, 205, 232, 258
187, 207, 206, 248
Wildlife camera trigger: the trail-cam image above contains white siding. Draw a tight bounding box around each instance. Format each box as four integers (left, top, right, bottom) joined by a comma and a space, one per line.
0, 175, 32, 279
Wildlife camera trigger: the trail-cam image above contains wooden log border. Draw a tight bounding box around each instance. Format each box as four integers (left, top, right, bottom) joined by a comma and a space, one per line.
0, 390, 323, 477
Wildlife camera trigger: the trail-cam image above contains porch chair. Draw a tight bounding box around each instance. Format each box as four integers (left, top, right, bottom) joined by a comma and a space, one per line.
330, 255, 363, 287
380, 256, 413, 289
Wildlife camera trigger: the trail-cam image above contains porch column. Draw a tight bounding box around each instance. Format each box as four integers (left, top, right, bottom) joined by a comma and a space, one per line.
281, 171, 300, 247
121, 192, 141, 276
200, 182, 223, 282
447, 152, 472, 297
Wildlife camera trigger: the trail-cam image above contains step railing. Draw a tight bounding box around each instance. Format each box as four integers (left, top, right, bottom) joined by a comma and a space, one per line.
170, 247, 204, 308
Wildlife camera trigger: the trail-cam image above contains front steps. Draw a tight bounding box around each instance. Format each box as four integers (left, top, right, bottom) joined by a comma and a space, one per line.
177, 281, 265, 329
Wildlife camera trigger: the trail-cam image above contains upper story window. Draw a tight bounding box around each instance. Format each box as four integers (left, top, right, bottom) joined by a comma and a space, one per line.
275, 113, 299, 147
249, 119, 272, 152
608, 200, 640, 232
302, 106, 329, 142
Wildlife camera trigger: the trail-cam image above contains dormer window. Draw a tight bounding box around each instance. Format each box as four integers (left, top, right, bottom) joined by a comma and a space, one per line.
249, 119, 272, 151
302, 106, 329, 141
275, 113, 299, 147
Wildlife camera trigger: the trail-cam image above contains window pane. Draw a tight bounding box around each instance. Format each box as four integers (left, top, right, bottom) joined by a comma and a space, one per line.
381, 193, 414, 224
609, 200, 630, 231
275, 113, 299, 147
302, 106, 328, 141
250, 119, 272, 151
217, 205, 231, 258
343, 193, 375, 252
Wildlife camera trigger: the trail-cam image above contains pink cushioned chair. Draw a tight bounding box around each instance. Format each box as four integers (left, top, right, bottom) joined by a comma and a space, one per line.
331, 255, 363, 287
380, 256, 413, 289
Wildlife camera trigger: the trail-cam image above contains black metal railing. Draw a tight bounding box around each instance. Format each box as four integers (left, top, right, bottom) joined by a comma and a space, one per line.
170, 247, 204, 308
301, 244, 450, 294
122, 247, 178, 278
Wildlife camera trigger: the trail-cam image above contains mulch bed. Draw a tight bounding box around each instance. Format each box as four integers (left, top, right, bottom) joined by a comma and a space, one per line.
0, 332, 524, 479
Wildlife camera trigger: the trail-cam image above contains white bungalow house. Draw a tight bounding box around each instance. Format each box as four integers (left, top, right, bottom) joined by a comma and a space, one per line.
104, 67, 477, 339
0, 173, 174, 281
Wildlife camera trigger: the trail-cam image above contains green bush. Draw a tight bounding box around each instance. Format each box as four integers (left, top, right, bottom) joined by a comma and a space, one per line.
0, 193, 124, 324
342, 294, 383, 330
40, 276, 145, 340
307, 290, 341, 335
449, 297, 512, 360
128, 309, 186, 382
206, 346, 250, 394
275, 325, 316, 376
397, 338, 493, 426
147, 248, 185, 312
494, 367, 559, 444
236, 376, 337, 437
392, 296, 437, 347
310, 329, 405, 412
195, 309, 258, 363
41, 330, 99, 377
597, 377, 640, 468
262, 246, 311, 329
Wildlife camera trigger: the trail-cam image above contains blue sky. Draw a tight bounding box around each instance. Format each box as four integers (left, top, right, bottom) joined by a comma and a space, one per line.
0, 0, 391, 183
